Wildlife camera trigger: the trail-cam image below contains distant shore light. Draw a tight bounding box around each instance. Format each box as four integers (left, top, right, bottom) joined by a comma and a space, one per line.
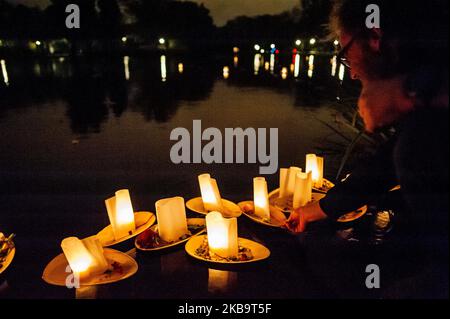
270, 44, 276, 49
159, 38, 166, 45
260, 49, 265, 54
295, 39, 301, 46
254, 44, 260, 51
233, 47, 239, 54
309, 38, 316, 45
35, 41, 41, 46
122, 37, 127, 43
334, 40, 339, 46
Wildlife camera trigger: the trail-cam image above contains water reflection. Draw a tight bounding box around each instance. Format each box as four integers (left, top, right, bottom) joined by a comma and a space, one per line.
294, 53, 301, 78
123, 56, 130, 81
223, 66, 230, 79
233, 56, 239, 68
1, 59, 9, 86
338, 63, 345, 82
207, 268, 238, 294
254, 53, 261, 75
269, 53, 275, 74
281, 67, 288, 80
307, 54, 315, 78
160, 55, 167, 82
178, 63, 184, 74
331, 55, 337, 77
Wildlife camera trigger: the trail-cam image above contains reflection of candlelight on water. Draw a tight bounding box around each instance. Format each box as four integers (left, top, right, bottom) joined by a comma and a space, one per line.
294, 54, 300, 78
290, 63, 295, 73
178, 63, 184, 74
233, 47, 239, 54
208, 269, 238, 294
1, 60, 9, 86
160, 55, 167, 82
123, 56, 130, 80
331, 55, 337, 77
254, 53, 261, 75
281, 67, 288, 80
76, 285, 98, 299
338, 64, 345, 82
264, 61, 269, 71
233, 56, 239, 68
307, 55, 314, 78
223, 66, 230, 79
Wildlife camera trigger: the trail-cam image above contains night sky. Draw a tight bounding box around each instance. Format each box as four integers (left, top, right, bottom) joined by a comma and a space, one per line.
6, 0, 300, 27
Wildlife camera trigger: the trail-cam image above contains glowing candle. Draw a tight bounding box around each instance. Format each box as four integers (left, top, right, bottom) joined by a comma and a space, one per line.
155, 196, 188, 242
105, 189, 136, 240
198, 174, 223, 212
293, 171, 312, 209
206, 211, 238, 258
287, 167, 302, 196
306, 154, 324, 188
61, 237, 94, 281
253, 177, 270, 220
81, 236, 109, 276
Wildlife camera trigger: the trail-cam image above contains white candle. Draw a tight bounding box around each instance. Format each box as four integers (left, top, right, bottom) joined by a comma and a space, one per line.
206, 211, 238, 258
253, 177, 270, 220
198, 174, 223, 212
306, 154, 323, 188
278, 168, 288, 198
61, 237, 94, 281
155, 196, 189, 242
293, 171, 312, 209
105, 189, 136, 240
81, 236, 109, 276
286, 166, 302, 196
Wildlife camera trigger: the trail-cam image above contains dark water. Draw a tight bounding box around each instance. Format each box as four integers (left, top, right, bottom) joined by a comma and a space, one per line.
0, 51, 369, 298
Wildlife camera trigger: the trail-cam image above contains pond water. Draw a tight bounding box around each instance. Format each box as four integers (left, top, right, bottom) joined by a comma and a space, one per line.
0, 51, 365, 298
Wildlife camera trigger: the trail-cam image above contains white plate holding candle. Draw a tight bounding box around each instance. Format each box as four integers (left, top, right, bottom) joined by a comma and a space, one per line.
312, 178, 335, 193
267, 190, 326, 213
237, 201, 287, 228
97, 211, 156, 247
42, 248, 138, 286
135, 218, 206, 251
185, 235, 270, 264
186, 197, 242, 218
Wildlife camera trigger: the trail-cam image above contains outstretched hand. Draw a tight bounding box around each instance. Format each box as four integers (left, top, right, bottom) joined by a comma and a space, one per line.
284, 208, 307, 233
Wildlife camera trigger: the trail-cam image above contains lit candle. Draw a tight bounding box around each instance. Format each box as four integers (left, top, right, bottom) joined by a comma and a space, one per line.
206, 211, 238, 259
293, 171, 312, 209
104, 189, 136, 240
305, 154, 324, 188
155, 197, 189, 242
198, 174, 224, 212
81, 236, 109, 275
287, 167, 302, 196
279, 168, 288, 198
61, 237, 94, 281
253, 177, 270, 220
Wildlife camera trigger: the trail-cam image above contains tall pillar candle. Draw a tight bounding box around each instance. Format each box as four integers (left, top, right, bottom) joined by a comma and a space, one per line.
155, 196, 189, 242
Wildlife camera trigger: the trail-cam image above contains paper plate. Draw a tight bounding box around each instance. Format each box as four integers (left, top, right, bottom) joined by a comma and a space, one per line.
97, 211, 156, 247
0, 247, 15, 275
42, 248, 138, 286
135, 218, 206, 251
268, 190, 326, 213
313, 179, 335, 193
336, 205, 368, 223
186, 197, 242, 218
185, 235, 270, 264
237, 201, 287, 228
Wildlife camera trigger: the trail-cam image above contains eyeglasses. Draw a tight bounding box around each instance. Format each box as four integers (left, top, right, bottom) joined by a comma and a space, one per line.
337, 37, 356, 69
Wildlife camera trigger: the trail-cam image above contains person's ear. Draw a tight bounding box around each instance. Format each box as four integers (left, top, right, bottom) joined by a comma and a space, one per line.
368, 28, 382, 52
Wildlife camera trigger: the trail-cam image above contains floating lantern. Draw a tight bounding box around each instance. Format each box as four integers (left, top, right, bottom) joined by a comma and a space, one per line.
253, 177, 270, 220
155, 197, 188, 242
198, 174, 224, 212
206, 212, 238, 258
306, 154, 324, 188
293, 171, 312, 209
105, 189, 136, 240
61, 237, 93, 281
279, 167, 302, 198
81, 236, 109, 275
